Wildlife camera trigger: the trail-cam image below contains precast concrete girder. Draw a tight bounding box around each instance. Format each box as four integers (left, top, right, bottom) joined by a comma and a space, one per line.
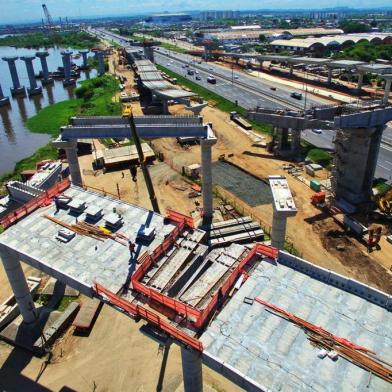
333, 107, 392, 129
248, 111, 334, 130
60, 124, 209, 140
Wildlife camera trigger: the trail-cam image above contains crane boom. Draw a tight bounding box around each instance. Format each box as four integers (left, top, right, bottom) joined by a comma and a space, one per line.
42, 4, 55, 33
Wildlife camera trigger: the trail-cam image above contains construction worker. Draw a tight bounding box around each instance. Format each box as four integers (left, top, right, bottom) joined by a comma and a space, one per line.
130, 165, 137, 182
128, 240, 136, 257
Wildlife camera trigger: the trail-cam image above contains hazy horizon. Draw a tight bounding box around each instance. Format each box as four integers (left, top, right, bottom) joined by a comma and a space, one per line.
1, 0, 392, 24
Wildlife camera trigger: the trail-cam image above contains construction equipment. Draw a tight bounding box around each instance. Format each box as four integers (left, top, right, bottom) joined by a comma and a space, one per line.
42, 4, 56, 36
374, 188, 392, 214
255, 297, 392, 384
122, 104, 160, 213
310, 191, 326, 207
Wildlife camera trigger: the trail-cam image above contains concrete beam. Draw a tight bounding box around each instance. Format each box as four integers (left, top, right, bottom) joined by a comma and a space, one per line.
60, 124, 209, 140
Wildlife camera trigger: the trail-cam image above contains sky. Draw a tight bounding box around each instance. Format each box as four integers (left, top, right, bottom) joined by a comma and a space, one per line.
1, 0, 391, 24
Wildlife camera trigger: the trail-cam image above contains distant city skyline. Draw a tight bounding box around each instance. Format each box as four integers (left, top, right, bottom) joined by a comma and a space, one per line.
1, 0, 392, 24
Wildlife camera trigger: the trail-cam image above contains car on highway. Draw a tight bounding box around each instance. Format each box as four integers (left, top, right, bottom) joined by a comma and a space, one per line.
290, 92, 303, 100
311, 129, 323, 134
270, 87, 277, 91
207, 76, 216, 84
195, 75, 201, 80
234, 75, 239, 79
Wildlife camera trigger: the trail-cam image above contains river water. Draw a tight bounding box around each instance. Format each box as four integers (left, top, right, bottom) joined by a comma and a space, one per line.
0, 46, 97, 176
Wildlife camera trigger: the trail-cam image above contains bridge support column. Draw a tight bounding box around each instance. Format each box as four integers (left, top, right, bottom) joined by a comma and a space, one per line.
79, 49, 89, 69
61, 51, 76, 86
162, 99, 170, 114
53, 139, 82, 186
181, 346, 203, 392
36, 51, 54, 85
97, 51, 105, 76
332, 126, 384, 205
2, 56, 25, 95
271, 210, 287, 250
21, 56, 42, 96
289, 64, 294, 76
0, 247, 36, 324
327, 67, 332, 85
382, 76, 392, 105
200, 136, 216, 223
0, 83, 10, 107
291, 129, 301, 156
357, 71, 364, 91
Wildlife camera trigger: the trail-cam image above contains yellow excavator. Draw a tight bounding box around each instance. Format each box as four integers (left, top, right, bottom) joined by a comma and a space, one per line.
374, 189, 392, 214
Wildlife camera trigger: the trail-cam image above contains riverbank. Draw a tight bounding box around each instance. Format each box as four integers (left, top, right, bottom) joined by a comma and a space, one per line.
0, 31, 99, 49
0, 75, 121, 188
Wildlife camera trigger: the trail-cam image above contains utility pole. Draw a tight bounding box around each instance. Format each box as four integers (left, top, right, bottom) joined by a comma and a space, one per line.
123, 106, 160, 213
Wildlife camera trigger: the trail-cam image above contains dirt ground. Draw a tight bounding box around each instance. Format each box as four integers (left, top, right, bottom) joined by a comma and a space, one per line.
1, 51, 392, 392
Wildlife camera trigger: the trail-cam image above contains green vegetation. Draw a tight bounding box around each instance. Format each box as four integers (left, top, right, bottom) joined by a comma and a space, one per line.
26, 99, 81, 136
57, 296, 75, 311
1, 75, 121, 187
333, 41, 392, 62
75, 75, 121, 116
339, 20, 370, 34
160, 43, 187, 54
307, 148, 332, 167
156, 64, 273, 135
0, 31, 100, 49
373, 180, 392, 196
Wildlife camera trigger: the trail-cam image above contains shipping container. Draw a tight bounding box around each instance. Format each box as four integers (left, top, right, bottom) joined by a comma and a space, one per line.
310, 180, 321, 192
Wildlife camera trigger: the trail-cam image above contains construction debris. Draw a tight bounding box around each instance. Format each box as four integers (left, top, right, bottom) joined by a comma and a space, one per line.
255, 297, 392, 384
43, 214, 129, 245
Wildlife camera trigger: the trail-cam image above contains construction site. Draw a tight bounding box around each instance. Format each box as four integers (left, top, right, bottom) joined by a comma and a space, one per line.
1, 29, 392, 392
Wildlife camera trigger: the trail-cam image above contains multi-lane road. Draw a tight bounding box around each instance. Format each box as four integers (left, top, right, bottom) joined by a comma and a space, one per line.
98, 29, 392, 181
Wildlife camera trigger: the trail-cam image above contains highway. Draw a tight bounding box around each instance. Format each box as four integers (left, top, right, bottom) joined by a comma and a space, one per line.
98, 29, 392, 182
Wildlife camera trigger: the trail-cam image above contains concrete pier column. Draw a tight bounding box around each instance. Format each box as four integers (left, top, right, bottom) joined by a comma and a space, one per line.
291, 129, 301, 156
333, 126, 384, 205
21, 56, 42, 96
382, 76, 392, 105
0, 82, 10, 106
162, 99, 170, 114
79, 49, 89, 69
0, 247, 36, 324
269, 175, 297, 250
357, 71, 364, 91
200, 136, 216, 222
36, 51, 54, 85
289, 64, 294, 76
53, 139, 82, 186
2, 56, 25, 95
271, 210, 287, 250
181, 346, 203, 392
97, 51, 105, 76
61, 50, 76, 86
327, 67, 332, 84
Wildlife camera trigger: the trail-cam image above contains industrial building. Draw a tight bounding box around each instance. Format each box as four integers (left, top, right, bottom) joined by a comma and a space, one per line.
201, 28, 344, 45
270, 33, 392, 53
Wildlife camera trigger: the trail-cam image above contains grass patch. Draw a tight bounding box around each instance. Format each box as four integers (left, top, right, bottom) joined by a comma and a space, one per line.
57, 296, 75, 312
373, 181, 392, 196
159, 43, 187, 54
26, 99, 81, 137
1, 75, 121, 187
0, 31, 99, 49
156, 64, 273, 135
307, 148, 332, 167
